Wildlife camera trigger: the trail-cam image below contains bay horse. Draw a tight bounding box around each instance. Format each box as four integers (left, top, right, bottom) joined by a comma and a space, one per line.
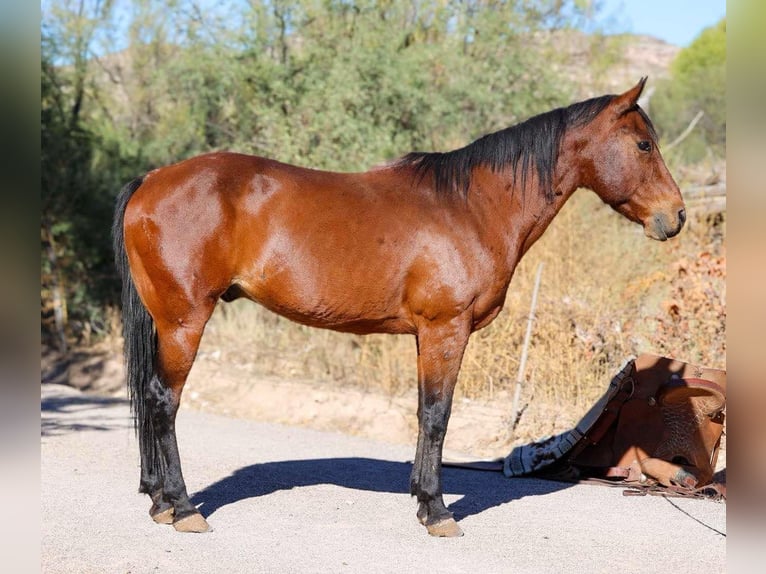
113, 78, 685, 536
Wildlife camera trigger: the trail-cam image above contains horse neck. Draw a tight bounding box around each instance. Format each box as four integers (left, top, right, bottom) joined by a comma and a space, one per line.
525, 150, 583, 252
470, 132, 585, 270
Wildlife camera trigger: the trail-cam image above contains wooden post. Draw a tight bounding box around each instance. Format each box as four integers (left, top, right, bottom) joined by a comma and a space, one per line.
510, 262, 543, 433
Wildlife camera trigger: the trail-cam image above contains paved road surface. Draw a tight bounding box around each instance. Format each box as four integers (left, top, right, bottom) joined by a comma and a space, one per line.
41, 383, 726, 573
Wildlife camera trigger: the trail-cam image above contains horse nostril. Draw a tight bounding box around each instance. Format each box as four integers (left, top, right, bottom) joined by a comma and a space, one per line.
678, 208, 686, 225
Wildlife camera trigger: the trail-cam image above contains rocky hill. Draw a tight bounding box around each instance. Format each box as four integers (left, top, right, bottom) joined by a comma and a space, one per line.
539, 30, 680, 98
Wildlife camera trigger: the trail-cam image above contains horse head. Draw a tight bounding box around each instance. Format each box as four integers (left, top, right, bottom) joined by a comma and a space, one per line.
578, 78, 685, 241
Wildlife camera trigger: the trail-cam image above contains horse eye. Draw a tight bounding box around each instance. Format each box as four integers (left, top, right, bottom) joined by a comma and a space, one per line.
637, 140, 652, 152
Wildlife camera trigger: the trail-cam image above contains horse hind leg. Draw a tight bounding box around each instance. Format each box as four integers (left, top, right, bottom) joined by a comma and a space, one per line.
146, 305, 216, 533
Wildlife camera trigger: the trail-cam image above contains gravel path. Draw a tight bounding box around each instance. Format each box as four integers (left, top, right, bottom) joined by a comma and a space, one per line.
41, 383, 726, 574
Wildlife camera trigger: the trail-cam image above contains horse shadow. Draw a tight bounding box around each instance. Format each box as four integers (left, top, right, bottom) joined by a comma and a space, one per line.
190, 457, 570, 523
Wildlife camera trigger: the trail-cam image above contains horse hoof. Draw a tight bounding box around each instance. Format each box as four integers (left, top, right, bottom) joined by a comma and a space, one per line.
426, 517, 464, 538
173, 513, 211, 533
151, 507, 174, 525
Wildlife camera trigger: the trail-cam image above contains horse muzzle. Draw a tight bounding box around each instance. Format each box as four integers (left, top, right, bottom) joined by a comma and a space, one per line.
644, 207, 686, 241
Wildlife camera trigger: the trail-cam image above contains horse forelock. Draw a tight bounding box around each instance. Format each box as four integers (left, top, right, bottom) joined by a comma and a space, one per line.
395, 94, 616, 203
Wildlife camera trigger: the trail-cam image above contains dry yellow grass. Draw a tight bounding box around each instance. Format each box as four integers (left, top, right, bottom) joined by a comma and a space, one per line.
199, 189, 725, 412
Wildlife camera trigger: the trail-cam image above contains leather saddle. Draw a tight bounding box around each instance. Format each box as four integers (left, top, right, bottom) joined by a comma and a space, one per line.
502, 354, 726, 497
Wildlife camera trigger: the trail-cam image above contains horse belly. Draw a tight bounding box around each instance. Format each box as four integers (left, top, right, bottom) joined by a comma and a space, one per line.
233, 240, 414, 335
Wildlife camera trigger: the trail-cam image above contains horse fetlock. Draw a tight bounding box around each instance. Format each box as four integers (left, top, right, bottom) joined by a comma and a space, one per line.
416, 502, 429, 525
148, 491, 175, 524
415, 496, 455, 531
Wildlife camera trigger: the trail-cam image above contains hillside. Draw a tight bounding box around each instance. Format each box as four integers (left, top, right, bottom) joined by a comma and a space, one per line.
554, 32, 679, 96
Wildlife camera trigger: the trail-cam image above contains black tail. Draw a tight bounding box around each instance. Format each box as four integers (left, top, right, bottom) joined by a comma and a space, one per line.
113, 176, 162, 490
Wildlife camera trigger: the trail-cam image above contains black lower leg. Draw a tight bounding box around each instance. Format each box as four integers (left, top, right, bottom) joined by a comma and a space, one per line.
137, 375, 170, 517
158, 426, 197, 520
147, 374, 198, 521
410, 388, 426, 503
411, 394, 453, 525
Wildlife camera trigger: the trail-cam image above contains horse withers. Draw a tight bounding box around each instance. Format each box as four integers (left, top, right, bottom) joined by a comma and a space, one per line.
113, 78, 684, 536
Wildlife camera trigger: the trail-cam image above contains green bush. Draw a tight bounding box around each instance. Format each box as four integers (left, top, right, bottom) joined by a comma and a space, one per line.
650, 19, 726, 163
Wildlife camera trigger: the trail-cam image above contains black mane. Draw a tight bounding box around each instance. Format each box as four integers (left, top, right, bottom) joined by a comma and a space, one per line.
396, 94, 648, 202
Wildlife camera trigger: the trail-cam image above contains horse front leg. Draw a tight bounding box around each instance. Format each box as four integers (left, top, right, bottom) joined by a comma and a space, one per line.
410, 316, 471, 537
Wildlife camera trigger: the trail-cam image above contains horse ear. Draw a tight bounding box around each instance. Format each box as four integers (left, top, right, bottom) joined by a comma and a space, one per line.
613, 77, 648, 115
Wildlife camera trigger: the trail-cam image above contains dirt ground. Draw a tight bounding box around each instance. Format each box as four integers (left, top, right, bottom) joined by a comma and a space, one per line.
41, 343, 588, 458
183, 362, 583, 460
40, 343, 725, 470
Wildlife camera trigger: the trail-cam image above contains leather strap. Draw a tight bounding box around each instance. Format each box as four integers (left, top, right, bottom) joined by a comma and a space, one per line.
566, 374, 636, 462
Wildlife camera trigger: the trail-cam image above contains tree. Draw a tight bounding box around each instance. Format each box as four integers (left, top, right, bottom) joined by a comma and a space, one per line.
650, 18, 726, 162
41, 0, 128, 346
